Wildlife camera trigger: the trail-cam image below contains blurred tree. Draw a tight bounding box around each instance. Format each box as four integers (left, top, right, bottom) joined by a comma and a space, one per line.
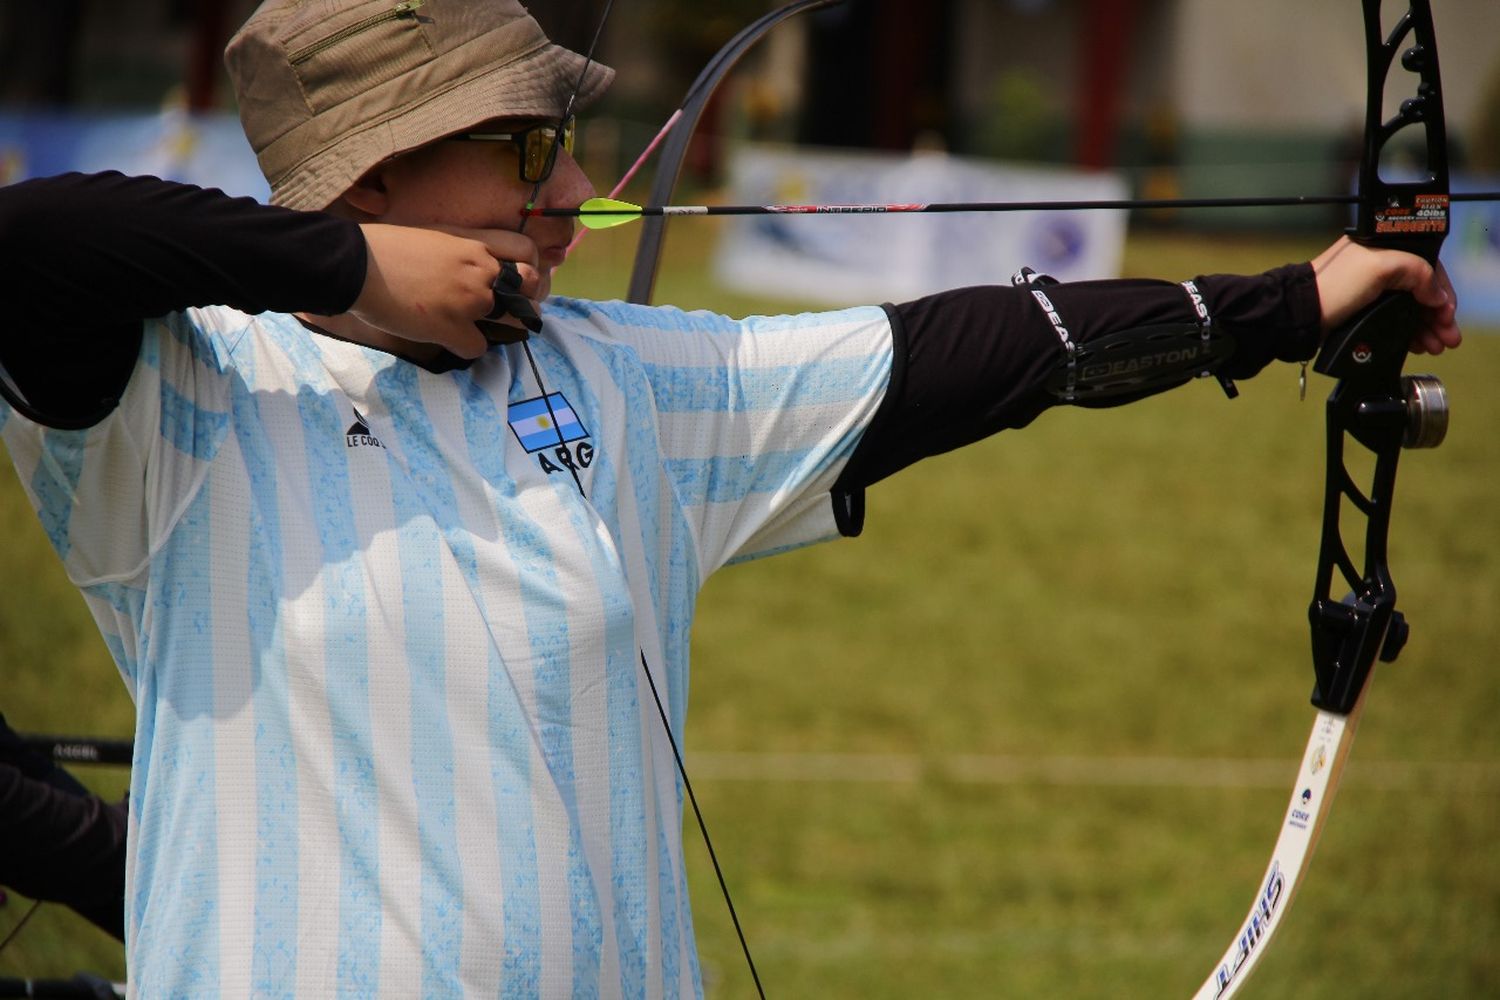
798, 0, 953, 152
0, 1, 82, 105
528, 0, 623, 55
1470, 60, 1500, 173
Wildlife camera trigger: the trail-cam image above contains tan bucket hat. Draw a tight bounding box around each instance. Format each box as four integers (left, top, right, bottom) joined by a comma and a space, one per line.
226, 0, 614, 210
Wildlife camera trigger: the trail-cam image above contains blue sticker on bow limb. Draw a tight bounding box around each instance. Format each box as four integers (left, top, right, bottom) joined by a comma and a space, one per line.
508, 393, 589, 453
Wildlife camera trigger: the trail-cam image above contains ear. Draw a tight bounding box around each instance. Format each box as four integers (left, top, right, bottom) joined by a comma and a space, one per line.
337, 162, 393, 218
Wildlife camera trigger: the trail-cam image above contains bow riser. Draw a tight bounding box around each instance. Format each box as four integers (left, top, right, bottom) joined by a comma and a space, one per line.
1309, 0, 1450, 716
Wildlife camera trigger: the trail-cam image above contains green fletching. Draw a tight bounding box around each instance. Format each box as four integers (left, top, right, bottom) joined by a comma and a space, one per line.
577, 197, 642, 229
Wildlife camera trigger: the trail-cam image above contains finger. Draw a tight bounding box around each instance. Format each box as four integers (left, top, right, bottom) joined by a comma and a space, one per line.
492, 259, 549, 301
499, 260, 547, 301
1404, 261, 1449, 309
1431, 320, 1462, 351
487, 263, 543, 332
1430, 262, 1458, 314
445, 323, 491, 360
440, 225, 541, 270
1411, 313, 1461, 355
1411, 330, 1443, 355
476, 318, 532, 345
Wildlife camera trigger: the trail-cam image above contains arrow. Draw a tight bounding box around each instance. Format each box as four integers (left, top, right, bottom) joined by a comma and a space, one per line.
532, 192, 1500, 230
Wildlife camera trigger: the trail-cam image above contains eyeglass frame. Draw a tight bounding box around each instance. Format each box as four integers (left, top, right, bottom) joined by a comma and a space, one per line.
446, 116, 577, 184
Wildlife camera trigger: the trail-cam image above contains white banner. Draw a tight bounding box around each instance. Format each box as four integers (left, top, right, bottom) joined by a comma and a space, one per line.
713, 145, 1129, 306
1449, 174, 1500, 327
0, 110, 270, 200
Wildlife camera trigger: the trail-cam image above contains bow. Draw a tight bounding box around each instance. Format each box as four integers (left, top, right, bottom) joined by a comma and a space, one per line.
595, 0, 1461, 996
1191, 2, 1452, 996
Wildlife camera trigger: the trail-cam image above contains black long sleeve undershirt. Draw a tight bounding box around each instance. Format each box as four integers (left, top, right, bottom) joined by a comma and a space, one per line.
833, 266, 1322, 504
0, 171, 367, 427
0, 716, 127, 940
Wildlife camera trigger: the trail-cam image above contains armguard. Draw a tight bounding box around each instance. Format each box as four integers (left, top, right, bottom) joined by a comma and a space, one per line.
1014, 271, 1239, 403
1043, 321, 1238, 401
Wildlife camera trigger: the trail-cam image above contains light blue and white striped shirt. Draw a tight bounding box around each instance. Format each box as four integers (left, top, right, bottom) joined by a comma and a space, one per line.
1, 296, 892, 998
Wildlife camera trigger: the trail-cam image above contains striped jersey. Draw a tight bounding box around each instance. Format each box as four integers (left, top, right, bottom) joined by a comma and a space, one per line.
0, 297, 892, 998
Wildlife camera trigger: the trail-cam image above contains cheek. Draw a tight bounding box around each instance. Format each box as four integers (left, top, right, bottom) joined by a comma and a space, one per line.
385, 155, 529, 228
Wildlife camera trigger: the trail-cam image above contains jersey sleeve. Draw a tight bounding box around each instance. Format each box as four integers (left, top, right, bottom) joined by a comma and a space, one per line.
557, 300, 894, 577
0, 311, 235, 590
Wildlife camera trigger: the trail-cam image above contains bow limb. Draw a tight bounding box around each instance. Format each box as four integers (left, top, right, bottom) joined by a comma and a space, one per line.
1191, 3, 1452, 998
625, 0, 849, 304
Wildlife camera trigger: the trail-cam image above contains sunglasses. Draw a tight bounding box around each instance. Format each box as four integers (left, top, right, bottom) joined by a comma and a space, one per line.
449, 116, 576, 184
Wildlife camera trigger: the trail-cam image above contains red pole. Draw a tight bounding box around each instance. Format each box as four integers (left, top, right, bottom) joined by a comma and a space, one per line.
185, 0, 230, 110
1076, 0, 1140, 169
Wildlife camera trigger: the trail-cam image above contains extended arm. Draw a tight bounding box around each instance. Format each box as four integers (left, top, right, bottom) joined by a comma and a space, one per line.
839, 265, 1320, 491
839, 247, 1456, 494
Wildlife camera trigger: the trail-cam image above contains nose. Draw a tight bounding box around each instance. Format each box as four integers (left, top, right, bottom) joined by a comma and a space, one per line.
537, 148, 595, 209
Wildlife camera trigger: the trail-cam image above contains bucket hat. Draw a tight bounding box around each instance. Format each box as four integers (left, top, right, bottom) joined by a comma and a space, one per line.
226, 0, 614, 210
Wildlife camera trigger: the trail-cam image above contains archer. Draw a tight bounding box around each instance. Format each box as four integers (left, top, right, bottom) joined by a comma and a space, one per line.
0, 0, 1458, 995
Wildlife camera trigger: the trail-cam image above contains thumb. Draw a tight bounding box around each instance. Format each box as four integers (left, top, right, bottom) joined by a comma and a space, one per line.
1388, 255, 1449, 310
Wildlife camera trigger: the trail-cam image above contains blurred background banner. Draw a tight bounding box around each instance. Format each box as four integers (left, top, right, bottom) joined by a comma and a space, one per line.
714, 145, 1128, 305
1449, 174, 1500, 322
0, 110, 268, 199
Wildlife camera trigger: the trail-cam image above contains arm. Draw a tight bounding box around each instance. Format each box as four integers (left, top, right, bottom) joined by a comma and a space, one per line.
838, 247, 1458, 493
0, 172, 546, 428
0, 764, 127, 940
0, 171, 368, 428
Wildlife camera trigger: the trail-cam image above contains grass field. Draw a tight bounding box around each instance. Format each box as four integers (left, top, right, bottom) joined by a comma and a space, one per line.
2, 220, 1496, 997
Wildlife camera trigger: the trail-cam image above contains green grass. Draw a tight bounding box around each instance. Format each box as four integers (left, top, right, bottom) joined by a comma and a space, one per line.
3, 222, 1496, 997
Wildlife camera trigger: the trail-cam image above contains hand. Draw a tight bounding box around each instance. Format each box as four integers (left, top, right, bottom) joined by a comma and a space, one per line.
1311, 237, 1461, 355
347, 223, 547, 359
481, 262, 544, 345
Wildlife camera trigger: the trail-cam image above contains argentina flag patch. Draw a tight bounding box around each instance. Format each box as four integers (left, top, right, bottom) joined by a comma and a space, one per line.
508, 392, 589, 453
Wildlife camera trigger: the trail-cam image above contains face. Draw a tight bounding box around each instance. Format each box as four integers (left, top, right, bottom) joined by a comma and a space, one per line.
370, 117, 596, 298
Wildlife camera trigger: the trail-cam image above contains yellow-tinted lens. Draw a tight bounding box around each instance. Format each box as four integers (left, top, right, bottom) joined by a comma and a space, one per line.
522, 117, 576, 182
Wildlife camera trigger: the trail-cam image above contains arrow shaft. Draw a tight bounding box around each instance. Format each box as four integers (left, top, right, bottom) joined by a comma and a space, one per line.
535, 190, 1500, 221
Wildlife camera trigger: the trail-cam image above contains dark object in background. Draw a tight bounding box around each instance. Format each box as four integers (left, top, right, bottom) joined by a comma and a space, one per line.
0, 714, 126, 941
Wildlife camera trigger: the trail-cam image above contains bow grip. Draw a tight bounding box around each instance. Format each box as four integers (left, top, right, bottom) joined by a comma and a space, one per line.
1307, 292, 1415, 715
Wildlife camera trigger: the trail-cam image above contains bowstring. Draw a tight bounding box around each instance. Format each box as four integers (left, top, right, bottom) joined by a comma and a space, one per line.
0, 898, 42, 956
506, 4, 765, 994
512, 0, 618, 498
